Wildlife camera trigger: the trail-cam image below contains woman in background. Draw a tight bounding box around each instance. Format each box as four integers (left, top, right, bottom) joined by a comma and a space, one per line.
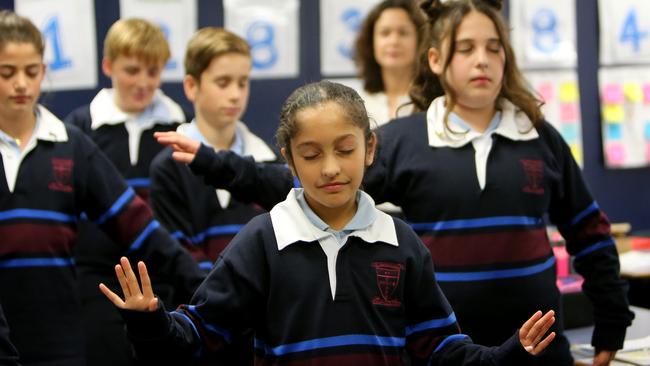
354, 0, 424, 127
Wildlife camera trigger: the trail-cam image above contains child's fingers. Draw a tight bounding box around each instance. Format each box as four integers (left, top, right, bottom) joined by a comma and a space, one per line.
138, 261, 155, 299
171, 152, 195, 164
530, 332, 556, 355
99, 283, 126, 308
114, 264, 131, 298
520, 310, 543, 338
531, 313, 555, 345
120, 257, 142, 297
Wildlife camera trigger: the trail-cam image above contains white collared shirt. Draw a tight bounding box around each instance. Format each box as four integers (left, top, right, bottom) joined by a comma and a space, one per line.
357, 89, 413, 129
89, 88, 185, 165
0, 106, 68, 192
270, 188, 398, 299
426, 97, 539, 189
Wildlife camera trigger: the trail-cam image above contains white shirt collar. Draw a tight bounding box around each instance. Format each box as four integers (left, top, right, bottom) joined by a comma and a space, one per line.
270, 188, 398, 251
176, 120, 276, 162
89, 88, 185, 130
35, 105, 69, 142
426, 96, 538, 148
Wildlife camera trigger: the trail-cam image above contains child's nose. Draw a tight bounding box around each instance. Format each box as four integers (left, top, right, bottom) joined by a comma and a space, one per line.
321, 154, 341, 177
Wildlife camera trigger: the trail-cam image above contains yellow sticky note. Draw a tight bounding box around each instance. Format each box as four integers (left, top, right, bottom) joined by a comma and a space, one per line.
559, 82, 579, 102
569, 143, 582, 166
603, 104, 624, 123
623, 82, 643, 102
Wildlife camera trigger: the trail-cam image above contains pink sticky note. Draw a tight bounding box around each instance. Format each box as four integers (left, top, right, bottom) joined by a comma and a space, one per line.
644, 84, 650, 104
602, 84, 624, 104
560, 103, 579, 122
606, 144, 625, 166
537, 83, 553, 102
646, 143, 650, 162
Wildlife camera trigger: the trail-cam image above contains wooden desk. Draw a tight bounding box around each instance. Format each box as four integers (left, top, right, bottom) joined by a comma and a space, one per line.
566, 306, 650, 365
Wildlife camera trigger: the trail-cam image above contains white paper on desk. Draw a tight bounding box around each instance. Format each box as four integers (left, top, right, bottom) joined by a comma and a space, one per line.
619, 251, 650, 276
616, 336, 650, 365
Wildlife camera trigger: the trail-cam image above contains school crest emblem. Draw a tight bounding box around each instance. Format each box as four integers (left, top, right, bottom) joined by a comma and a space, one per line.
520, 159, 544, 194
372, 262, 403, 307
48, 158, 74, 192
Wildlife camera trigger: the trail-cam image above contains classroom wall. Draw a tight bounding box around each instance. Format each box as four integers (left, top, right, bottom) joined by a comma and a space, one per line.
1, 0, 648, 230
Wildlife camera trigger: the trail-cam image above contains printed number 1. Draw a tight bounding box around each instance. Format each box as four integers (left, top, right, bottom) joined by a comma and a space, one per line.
619, 8, 648, 52
337, 8, 362, 59
42, 16, 72, 71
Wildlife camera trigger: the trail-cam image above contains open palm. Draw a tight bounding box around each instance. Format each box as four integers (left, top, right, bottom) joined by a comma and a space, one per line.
99, 256, 158, 312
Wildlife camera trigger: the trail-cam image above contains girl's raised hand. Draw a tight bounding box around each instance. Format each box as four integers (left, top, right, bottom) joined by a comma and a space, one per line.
154, 131, 200, 164
99, 257, 158, 312
519, 310, 556, 355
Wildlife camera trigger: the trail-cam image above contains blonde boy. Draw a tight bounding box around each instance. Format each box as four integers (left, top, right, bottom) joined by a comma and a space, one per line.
64, 18, 189, 366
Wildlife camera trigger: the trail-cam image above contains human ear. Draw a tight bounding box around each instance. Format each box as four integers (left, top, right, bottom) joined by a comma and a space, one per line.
101, 58, 113, 78
365, 132, 377, 166
183, 75, 198, 103
428, 47, 443, 75
280, 147, 297, 177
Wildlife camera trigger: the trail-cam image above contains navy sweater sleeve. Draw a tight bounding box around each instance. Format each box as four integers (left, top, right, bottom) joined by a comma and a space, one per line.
189, 144, 292, 210
149, 148, 194, 248
120, 215, 270, 363
539, 122, 633, 350
0, 304, 20, 366
70, 128, 205, 305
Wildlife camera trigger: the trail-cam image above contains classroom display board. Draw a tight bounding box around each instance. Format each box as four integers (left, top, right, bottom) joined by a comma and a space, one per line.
598, 0, 650, 168
598, 0, 650, 66
15, 0, 97, 91
119, 0, 197, 82
320, 0, 381, 76
224, 0, 299, 79
510, 0, 583, 165
510, 0, 577, 69
524, 70, 584, 166
598, 67, 650, 168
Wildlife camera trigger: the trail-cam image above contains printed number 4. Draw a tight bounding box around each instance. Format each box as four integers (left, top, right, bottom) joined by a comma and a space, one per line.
619, 8, 648, 52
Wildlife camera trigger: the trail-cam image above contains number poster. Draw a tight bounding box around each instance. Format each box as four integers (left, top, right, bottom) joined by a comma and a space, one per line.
224, 0, 299, 79
320, 0, 381, 76
598, 67, 650, 168
120, 0, 197, 82
15, 0, 98, 91
599, 0, 650, 65
510, 0, 577, 69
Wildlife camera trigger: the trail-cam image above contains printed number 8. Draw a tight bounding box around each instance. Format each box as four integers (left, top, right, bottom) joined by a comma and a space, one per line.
246, 21, 278, 69
532, 8, 559, 54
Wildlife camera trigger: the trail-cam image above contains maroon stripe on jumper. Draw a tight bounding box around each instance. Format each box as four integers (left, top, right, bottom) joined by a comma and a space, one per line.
420, 227, 551, 267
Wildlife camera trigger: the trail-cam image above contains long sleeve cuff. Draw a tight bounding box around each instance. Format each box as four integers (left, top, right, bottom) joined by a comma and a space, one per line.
592, 324, 629, 351
493, 331, 532, 365
120, 300, 170, 341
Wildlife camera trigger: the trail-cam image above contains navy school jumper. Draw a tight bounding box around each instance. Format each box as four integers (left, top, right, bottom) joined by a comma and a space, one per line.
120, 190, 536, 365
0, 106, 203, 365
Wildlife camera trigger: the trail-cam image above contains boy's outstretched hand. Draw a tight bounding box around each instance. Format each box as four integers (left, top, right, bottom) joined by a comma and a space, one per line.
99, 257, 158, 312
519, 310, 556, 355
154, 131, 200, 164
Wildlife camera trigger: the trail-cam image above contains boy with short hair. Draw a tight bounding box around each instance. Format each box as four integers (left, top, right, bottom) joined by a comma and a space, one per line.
149, 29, 276, 364
64, 18, 189, 366
150, 27, 276, 271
